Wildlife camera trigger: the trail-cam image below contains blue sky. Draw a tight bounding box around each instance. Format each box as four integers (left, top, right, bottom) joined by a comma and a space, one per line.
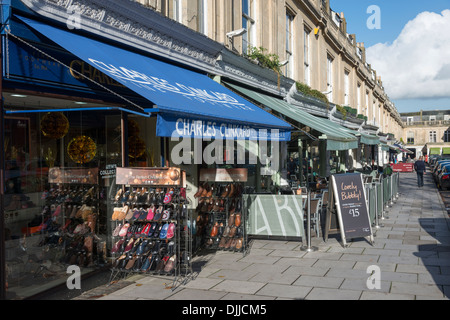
330, 0, 450, 113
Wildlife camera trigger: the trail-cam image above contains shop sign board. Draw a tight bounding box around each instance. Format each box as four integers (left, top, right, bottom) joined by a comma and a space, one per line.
329, 173, 374, 247
48, 167, 98, 184
116, 167, 181, 186
246, 195, 305, 238
391, 163, 414, 172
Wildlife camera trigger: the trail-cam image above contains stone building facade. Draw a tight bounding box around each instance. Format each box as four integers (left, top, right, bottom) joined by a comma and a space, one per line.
134, 0, 404, 139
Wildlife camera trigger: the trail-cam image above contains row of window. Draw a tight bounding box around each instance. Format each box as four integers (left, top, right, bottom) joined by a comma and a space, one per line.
406, 130, 450, 144
160, 0, 391, 127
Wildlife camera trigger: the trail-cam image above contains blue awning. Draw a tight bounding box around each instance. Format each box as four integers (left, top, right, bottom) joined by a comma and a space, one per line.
18, 16, 291, 141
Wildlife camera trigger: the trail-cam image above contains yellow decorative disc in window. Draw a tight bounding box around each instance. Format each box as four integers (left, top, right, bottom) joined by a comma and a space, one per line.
40, 112, 69, 139
67, 135, 97, 164
128, 136, 146, 159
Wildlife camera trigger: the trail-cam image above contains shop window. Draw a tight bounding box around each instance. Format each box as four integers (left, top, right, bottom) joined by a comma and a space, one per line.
3, 108, 153, 299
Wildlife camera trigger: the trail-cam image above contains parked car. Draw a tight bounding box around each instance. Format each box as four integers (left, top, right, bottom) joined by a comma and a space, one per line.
438, 165, 450, 190
432, 160, 450, 182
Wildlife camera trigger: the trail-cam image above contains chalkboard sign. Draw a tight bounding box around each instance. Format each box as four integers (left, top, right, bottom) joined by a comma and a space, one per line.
330, 173, 374, 246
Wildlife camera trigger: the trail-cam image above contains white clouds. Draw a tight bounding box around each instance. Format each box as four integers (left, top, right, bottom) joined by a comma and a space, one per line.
366, 10, 450, 100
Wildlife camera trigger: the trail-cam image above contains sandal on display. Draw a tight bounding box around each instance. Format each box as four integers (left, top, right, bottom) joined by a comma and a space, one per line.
131, 208, 141, 221
112, 224, 123, 237
146, 206, 155, 220
162, 208, 171, 221
123, 238, 135, 253
117, 206, 129, 220
210, 222, 219, 237
118, 223, 130, 237
159, 223, 169, 239
163, 188, 174, 204
111, 239, 125, 254
125, 208, 134, 221
153, 206, 163, 221
166, 223, 175, 239
164, 255, 177, 273
147, 222, 158, 238
234, 213, 241, 227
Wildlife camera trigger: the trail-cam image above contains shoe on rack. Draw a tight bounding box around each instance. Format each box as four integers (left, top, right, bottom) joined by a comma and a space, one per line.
118, 223, 130, 237
166, 223, 176, 239
234, 213, 241, 227
210, 222, 219, 237
164, 255, 177, 273
159, 223, 169, 239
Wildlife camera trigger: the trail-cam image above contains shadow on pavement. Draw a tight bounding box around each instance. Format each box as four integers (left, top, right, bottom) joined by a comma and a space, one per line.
416, 218, 450, 299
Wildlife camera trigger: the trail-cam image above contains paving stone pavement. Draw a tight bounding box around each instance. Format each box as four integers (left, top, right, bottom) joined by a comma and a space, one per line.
75, 172, 450, 301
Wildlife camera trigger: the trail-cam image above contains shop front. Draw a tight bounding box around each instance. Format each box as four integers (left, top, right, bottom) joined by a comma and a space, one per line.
2, 12, 293, 299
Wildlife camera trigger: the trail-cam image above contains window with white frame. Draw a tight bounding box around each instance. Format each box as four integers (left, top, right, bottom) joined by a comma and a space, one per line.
304, 27, 310, 86
326, 55, 333, 102
365, 91, 369, 117
429, 131, 437, 143
198, 0, 207, 35
344, 71, 350, 106
285, 11, 294, 78
173, 0, 182, 22
372, 100, 376, 124
407, 116, 414, 125
357, 83, 361, 114
242, 0, 254, 54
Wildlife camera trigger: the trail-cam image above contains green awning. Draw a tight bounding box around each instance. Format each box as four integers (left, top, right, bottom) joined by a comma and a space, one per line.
224, 83, 358, 151
359, 133, 380, 145
442, 148, 450, 155
321, 120, 380, 145
430, 147, 441, 155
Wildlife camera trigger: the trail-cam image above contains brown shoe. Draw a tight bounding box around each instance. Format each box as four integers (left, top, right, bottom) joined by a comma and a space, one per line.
220, 184, 230, 198
194, 184, 204, 198
210, 222, 219, 237
223, 226, 230, 237
225, 237, 233, 249
235, 238, 243, 250
230, 238, 238, 250
229, 226, 237, 237
234, 213, 241, 227
228, 213, 235, 226
218, 236, 227, 249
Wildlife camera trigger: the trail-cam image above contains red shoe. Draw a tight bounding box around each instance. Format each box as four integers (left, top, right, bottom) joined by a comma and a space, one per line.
167, 223, 176, 239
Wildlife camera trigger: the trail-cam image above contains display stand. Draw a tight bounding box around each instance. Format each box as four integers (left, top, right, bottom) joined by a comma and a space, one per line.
196, 168, 248, 256
44, 167, 103, 268
108, 167, 191, 290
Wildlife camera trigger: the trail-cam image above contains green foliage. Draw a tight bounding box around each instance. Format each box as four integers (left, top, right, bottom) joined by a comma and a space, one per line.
247, 46, 282, 74
295, 82, 329, 105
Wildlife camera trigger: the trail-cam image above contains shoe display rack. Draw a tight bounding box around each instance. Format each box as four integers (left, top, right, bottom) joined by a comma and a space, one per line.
195, 169, 248, 255
40, 168, 104, 269
108, 167, 191, 289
